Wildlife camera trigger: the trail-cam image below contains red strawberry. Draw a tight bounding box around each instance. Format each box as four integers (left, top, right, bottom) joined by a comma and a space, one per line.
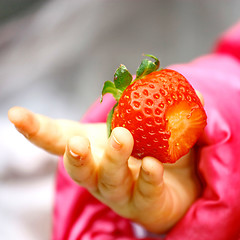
101, 55, 207, 163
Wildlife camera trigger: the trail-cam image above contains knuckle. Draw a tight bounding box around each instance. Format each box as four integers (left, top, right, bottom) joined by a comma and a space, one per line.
136, 184, 148, 198
105, 151, 119, 165
99, 180, 118, 192
71, 176, 84, 186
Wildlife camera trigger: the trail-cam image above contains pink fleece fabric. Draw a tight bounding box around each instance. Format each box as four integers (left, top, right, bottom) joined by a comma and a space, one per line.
52, 21, 240, 240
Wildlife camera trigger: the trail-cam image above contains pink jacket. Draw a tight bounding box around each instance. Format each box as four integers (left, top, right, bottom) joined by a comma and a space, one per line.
52, 21, 240, 240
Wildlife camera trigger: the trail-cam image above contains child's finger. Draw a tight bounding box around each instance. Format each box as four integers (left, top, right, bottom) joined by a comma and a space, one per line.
8, 107, 40, 138
98, 127, 134, 202
8, 106, 84, 155
133, 157, 165, 205
64, 136, 97, 191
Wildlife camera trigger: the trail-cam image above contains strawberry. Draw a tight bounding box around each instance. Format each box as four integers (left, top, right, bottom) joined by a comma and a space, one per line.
101, 55, 207, 163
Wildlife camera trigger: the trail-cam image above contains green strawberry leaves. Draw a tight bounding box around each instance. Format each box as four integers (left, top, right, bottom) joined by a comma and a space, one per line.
101, 55, 160, 102
101, 64, 132, 102
101, 54, 160, 137
101, 64, 132, 137
136, 54, 160, 80
106, 103, 118, 137
114, 64, 132, 91
101, 81, 122, 102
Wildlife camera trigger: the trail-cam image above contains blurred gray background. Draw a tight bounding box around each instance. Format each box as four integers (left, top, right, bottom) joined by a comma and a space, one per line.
0, 0, 239, 239
1, 0, 240, 120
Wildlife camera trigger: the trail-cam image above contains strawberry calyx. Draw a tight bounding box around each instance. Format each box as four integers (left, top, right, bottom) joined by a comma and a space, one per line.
135, 54, 160, 80
101, 64, 132, 103
101, 54, 160, 136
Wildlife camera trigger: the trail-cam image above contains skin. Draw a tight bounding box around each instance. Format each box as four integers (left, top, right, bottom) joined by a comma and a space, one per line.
8, 91, 204, 234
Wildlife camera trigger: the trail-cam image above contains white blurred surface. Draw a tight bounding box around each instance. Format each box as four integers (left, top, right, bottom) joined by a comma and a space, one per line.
0, 117, 58, 240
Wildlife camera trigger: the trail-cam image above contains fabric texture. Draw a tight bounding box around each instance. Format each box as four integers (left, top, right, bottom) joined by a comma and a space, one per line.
52, 21, 240, 240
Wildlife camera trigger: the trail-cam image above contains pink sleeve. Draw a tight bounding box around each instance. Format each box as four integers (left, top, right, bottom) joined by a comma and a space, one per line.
52, 22, 240, 240
166, 21, 240, 240
214, 21, 240, 61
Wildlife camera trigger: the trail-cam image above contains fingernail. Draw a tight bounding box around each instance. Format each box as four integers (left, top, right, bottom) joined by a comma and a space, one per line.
16, 127, 29, 138
110, 134, 121, 150
69, 149, 81, 160
141, 160, 151, 176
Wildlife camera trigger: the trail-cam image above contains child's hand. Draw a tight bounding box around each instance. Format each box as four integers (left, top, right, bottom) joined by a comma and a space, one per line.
8, 106, 202, 234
